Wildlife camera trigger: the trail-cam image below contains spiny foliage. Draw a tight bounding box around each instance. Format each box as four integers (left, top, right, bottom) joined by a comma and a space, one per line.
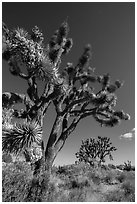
2, 21, 130, 165
76, 136, 117, 166
123, 160, 132, 171
2, 21, 72, 88
2, 120, 42, 154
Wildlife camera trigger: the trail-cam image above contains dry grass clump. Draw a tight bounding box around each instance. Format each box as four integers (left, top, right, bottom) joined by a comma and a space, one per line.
105, 181, 135, 202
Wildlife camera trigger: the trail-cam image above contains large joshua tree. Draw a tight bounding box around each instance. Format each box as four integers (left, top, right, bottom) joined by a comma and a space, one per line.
2, 21, 130, 174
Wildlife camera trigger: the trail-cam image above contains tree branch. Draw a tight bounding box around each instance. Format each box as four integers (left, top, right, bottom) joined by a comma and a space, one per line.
12, 109, 27, 119
74, 74, 97, 85
45, 115, 63, 152
54, 115, 81, 153
18, 72, 30, 80
27, 77, 39, 102
2, 92, 34, 109
63, 96, 89, 114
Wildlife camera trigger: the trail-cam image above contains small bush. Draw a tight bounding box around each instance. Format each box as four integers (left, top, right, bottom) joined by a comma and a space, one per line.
131, 166, 135, 171
2, 162, 32, 202
123, 160, 132, 171
101, 164, 109, 170
116, 172, 126, 183
25, 173, 50, 202
116, 164, 124, 170
68, 188, 86, 202
121, 180, 135, 200
57, 166, 69, 175
64, 175, 90, 190
103, 173, 113, 184
108, 163, 116, 169
105, 189, 125, 202
71, 180, 80, 188
88, 171, 101, 184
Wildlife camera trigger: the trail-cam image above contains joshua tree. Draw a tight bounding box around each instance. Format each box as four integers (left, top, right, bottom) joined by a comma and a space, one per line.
123, 160, 132, 171
76, 136, 117, 166
2, 21, 130, 174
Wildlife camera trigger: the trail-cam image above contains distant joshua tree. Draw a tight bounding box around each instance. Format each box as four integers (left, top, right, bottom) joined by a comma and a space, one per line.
76, 136, 117, 166
2, 21, 130, 175
123, 160, 132, 171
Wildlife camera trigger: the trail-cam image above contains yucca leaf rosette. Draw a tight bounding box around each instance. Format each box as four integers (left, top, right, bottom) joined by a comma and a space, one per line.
2, 120, 42, 154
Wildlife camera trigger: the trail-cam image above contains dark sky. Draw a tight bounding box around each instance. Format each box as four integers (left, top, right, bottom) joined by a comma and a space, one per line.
2, 2, 135, 166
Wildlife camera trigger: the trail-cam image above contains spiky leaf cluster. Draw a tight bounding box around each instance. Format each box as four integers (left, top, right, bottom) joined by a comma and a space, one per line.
76, 136, 117, 166
123, 160, 132, 171
2, 120, 42, 154
2, 21, 72, 88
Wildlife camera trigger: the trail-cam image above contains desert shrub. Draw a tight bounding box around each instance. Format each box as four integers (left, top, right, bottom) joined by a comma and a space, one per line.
51, 165, 58, 174
68, 188, 86, 202
123, 160, 132, 171
87, 167, 115, 184
3, 161, 53, 202
103, 173, 113, 184
106, 179, 135, 202
62, 174, 90, 190
116, 172, 126, 183
98, 170, 135, 202
71, 180, 80, 188
3, 161, 69, 202
25, 173, 51, 202
108, 163, 116, 169
131, 166, 135, 171
87, 170, 101, 185
61, 163, 92, 178
116, 170, 135, 183
101, 164, 109, 170
2, 162, 32, 202
56, 165, 70, 175
105, 189, 125, 202
85, 188, 106, 202
71, 177, 90, 189
121, 180, 135, 201
91, 175, 101, 185
42, 180, 59, 202
26, 172, 69, 202
116, 164, 124, 170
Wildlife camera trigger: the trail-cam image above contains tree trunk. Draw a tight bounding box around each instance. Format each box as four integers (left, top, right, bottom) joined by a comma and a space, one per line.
33, 115, 63, 175
33, 116, 80, 176
44, 146, 56, 172
33, 146, 57, 175
27, 154, 52, 202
